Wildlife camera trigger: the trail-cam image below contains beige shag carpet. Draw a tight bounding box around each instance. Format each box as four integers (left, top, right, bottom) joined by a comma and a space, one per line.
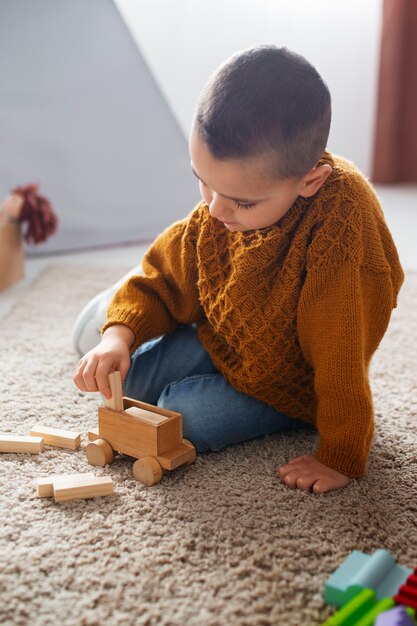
0, 264, 416, 626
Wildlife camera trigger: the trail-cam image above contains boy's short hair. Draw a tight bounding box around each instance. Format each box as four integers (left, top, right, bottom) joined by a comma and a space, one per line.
194, 45, 331, 180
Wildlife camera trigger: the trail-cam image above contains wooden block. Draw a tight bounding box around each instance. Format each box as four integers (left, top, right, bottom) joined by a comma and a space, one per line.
124, 406, 169, 426
104, 371, 124, 411
53, 475, 114, 503
123, 397, 182, 421
30, 424, 81, 450
0, 434, 44, 454
36, 473, 95, 497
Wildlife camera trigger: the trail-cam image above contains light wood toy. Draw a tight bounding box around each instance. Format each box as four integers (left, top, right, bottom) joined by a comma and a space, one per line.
0, 434, 44, 454
36, 473, 114, 503
85, 371, 196, 486
30, 424, 82, 450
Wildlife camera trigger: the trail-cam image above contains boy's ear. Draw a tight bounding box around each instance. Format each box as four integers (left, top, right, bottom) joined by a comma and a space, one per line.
298, 164, 332, 198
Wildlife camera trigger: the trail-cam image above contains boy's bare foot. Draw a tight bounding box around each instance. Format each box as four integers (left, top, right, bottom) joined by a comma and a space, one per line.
277, 454, 351, 494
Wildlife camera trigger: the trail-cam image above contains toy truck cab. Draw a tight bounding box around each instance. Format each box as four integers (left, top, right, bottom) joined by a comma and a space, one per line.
86, 396, 196, 486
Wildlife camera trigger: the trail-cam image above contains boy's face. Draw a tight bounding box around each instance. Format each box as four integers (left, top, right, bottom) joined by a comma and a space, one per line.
189, 130, 316, 232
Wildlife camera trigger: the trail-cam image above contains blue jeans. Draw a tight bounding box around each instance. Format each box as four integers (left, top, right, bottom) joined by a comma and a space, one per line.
123, 325, 306, 453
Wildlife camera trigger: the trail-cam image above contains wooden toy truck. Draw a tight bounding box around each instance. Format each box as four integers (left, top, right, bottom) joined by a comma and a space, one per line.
85, 373, 196, 486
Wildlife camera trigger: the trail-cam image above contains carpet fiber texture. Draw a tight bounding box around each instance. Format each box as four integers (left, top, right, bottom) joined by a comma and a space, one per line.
0, 264, 416, 626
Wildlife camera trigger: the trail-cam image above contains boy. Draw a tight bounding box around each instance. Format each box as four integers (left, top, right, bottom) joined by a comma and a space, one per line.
73, 45, 404, 494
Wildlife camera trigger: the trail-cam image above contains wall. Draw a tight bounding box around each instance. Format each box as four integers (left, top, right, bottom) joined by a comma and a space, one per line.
115, 0, 383, 176
0, 0, 198, 253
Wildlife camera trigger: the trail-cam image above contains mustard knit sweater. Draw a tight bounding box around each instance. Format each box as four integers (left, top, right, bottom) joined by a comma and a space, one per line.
104, 152, 404, 477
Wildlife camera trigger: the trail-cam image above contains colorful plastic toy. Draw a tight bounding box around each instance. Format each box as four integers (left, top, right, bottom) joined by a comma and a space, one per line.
322, 588, 394, 625
394, 568, 417, 612
375, 605, 416, 626
324, 550, 413, 608
323, 550, 417, 625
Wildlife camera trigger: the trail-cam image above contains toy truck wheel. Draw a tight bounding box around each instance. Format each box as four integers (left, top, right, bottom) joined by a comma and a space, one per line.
85, 438, 114, 467
133, 456, 163, 486
183, 439, 197, 465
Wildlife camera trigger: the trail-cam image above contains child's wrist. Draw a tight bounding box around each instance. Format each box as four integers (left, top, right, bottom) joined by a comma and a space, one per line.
103, 324, 135, 348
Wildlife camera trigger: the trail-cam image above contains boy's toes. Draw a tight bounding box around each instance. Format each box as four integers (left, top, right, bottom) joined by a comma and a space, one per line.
278, 469, 298, 489
312, 475, 351, 494
279, 469, 316, 491
295, 474, 316, 491
312, 479, 327, 494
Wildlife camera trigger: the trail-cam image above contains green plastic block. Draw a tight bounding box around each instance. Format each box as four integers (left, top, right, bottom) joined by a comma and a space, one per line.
322, 589, 376, 626
354, 597, 395, 626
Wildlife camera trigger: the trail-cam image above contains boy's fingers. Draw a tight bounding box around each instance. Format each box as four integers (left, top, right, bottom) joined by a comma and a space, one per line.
72, 350, 129, 398
94, 363, 113, 399
119, 356, 131, 382
73, 375, 88, 393
81, 361, 101, 393
73, 360, 89, 392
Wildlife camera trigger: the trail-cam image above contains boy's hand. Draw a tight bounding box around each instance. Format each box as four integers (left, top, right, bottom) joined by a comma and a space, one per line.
72, 324, 135, 399
277, 454, 351, 494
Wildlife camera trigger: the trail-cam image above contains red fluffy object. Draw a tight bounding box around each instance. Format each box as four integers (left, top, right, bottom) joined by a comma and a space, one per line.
11, 183, 58, 244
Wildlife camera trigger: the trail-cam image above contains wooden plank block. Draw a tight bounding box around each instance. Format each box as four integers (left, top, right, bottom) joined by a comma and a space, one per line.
104, 371, 124, 411
30, 424, 82, 450
123, 397, 182, 420
0, 434, 44, 454
36, 473, 95, 497
124, 406, 168, 426
53, 475, 114, 503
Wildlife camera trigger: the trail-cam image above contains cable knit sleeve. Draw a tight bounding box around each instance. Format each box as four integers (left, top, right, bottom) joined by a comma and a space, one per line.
102, 209, 204, 352
297, 262, 400, 477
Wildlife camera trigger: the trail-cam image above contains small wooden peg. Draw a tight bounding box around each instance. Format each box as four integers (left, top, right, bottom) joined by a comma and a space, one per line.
104, 371, 124, 412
